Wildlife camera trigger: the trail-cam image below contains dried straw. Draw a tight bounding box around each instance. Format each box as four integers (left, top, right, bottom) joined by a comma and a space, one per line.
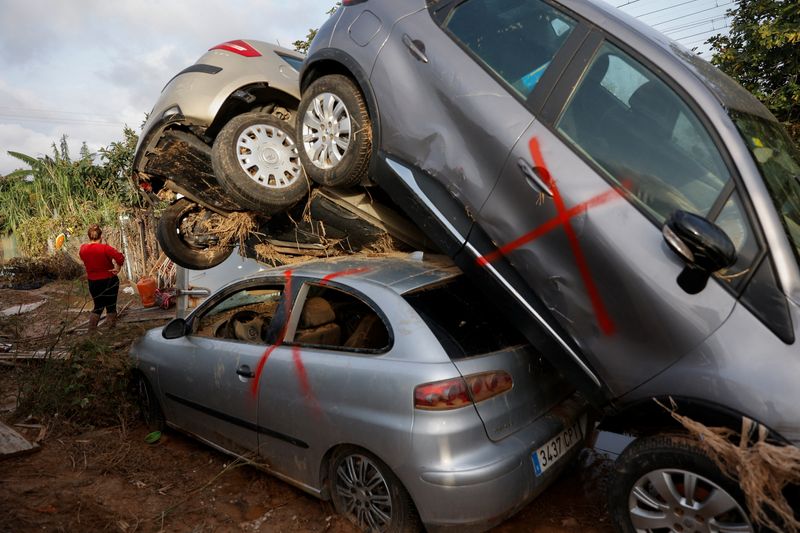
660, 399, 800, 531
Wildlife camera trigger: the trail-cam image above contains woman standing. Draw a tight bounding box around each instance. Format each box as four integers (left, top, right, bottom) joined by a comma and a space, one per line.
79, 224, 125, 332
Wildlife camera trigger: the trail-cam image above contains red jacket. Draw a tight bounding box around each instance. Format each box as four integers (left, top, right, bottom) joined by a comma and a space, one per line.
79, 243, 125, 281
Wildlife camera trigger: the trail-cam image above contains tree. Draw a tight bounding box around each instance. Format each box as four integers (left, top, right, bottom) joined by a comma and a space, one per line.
293, 4, 341, 54
708, 1, 800, 141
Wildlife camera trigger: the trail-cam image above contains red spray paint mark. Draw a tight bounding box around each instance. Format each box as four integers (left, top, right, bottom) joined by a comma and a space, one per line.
476, 138, 619, 336
319, 267, 371, 286
250, 269, 294, 396
292, 346, 322, 416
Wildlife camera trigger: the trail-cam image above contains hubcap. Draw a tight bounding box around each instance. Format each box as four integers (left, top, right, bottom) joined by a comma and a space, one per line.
628, 468, 753, 533
235, 124, 301, 189
302, 92, 352, 169
335, 454, 392, 531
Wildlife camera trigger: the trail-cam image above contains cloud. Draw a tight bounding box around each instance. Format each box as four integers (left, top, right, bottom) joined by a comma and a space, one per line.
0, 0, 334, 176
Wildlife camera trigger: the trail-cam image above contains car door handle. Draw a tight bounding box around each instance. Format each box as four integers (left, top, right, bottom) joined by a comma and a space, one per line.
402, 34, 428, 63
517, 158, 553, 197
236, 365, 255, 378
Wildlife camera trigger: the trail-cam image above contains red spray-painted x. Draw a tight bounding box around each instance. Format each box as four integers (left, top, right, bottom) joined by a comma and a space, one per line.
477, 137, 623, 336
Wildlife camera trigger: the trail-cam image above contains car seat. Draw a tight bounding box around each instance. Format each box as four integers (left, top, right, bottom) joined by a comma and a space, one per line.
294, 297, 342, 346
343, 314, 389, 350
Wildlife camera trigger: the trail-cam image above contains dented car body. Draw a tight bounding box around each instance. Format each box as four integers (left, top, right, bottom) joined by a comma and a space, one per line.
130, 255, 589, 531
300, 0, 800, 528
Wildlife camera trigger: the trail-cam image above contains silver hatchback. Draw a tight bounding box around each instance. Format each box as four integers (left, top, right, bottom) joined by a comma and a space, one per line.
130, 254, 588, 531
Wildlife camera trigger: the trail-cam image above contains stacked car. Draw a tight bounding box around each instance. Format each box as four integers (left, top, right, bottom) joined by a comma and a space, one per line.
133, 0, 800, 531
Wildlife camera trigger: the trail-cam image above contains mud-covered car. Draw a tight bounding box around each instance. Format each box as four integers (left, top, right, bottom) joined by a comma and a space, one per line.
131, 255, 589, 532
134, 40, 426, 270
299, 0, 800, 530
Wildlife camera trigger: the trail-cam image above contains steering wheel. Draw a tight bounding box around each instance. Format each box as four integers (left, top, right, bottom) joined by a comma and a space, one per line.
225, 310, 269, 342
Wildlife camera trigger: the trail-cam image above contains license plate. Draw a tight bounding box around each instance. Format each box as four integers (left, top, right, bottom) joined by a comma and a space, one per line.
531, 420, 583, 477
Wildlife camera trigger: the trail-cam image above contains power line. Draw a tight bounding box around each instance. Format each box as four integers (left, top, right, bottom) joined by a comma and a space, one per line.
631, 0, 708, 19
663, 15, 730, 34
673, 24, 730, 41
650, 2, 736, 27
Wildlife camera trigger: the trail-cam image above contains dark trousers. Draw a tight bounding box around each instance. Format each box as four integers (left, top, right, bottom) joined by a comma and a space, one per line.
88, 276, 119, 315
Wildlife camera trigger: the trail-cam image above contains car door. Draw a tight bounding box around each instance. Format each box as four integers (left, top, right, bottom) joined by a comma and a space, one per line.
157, 280, 287, 456
254, 279, 406, 490
475, 35, 758, 397
369, 0, 586, 255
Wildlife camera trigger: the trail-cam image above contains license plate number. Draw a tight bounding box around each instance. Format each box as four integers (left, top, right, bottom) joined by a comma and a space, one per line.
531, 420, 583, 477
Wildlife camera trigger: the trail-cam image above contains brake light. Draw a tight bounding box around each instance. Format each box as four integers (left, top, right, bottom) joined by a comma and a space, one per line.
342, 0, 368, 5
210, 40, 261, 57
414, 371, 513, 410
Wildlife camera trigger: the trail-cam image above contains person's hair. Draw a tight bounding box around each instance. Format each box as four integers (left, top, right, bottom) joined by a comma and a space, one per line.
87, 224, 102, 241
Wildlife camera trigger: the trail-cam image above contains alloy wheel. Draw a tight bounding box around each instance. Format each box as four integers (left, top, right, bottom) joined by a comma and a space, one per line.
628, 468, 753, 532
334, 453, 393, 531
302, 92, 352, 169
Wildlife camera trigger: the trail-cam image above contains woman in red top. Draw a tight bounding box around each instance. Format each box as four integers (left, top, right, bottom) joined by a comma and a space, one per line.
79, 224, 125, 331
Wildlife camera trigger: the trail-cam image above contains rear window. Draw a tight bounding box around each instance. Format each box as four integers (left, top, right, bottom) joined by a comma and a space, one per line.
404, 277, 526, 359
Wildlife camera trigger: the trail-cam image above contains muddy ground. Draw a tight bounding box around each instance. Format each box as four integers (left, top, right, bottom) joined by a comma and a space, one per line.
0, 281, 615, 533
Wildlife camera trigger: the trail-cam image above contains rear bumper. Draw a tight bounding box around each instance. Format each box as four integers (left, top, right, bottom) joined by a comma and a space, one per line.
402, 393, 589, 532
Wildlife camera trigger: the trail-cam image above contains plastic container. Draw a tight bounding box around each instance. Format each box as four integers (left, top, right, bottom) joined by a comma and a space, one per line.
136, 277, 157, 308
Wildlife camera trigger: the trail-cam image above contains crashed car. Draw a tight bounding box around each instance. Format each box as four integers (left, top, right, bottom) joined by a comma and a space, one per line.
299, 0, 800, 529
134, 40, 423, 270
131, 255, 589, 531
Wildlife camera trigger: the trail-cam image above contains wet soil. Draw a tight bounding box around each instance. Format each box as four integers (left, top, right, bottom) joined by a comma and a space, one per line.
0, 282, 615, 533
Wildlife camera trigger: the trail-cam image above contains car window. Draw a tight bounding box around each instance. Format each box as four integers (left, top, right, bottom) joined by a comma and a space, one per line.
289, 285, 390, 353
444, 0, 577, 97
557, 42, 731, 223
194, 286, 283, 344
714, 192, 759, 285
404, 277, 526, 359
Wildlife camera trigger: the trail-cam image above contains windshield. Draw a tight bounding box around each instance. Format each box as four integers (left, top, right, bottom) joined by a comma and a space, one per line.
731, 112, 800, 266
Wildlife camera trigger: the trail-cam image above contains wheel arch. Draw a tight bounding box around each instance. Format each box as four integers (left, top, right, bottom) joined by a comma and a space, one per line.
600, 396, 789, 444
206, 83, 300, 140
301, 50, 382, 173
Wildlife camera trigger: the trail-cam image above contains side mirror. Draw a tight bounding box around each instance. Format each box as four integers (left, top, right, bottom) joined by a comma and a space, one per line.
662, 210, 736, 295
162, 318, 189, 339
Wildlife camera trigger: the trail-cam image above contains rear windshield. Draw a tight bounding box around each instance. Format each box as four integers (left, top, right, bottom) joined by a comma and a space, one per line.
404, 277, 526, 359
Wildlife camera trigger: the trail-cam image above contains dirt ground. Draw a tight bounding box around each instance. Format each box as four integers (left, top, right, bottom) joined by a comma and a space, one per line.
0, 282, 615, 533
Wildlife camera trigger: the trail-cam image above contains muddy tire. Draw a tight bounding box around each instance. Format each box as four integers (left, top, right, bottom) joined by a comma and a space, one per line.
157, 198, 233, 270
329, 446, 420, 532
297, 75, 371, 188
212, 112, 308, 213
133, 373, 165, 432
608, 433, 756, 533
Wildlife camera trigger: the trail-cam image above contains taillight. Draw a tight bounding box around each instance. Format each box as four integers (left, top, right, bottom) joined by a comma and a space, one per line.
414, 371, 513, 411
209, 40, 261, 57
342, 0, 368, 5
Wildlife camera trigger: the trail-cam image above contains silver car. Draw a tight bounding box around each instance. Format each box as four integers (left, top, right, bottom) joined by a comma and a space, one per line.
130, 254, 588, 531
299, 0, 800, 530
133, 40, 308, 269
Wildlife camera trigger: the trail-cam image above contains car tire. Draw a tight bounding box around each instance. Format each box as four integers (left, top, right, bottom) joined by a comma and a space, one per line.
157, 198, 233, 270
212, 112, 308, 213
133, 373, 165, 432
608, 433, 757, 533
329, 446, 420, 532
297, 74, 371, 188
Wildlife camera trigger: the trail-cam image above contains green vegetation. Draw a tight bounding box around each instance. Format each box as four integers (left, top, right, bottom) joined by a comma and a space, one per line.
709, 1, 800, 142
292, 3, 341, 54
0, 127, 142, 256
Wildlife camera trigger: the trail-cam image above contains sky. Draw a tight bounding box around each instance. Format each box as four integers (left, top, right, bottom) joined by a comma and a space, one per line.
0, 0, 735, 177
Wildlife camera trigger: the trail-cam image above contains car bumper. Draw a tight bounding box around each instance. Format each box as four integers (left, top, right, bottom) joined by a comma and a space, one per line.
401, 393, 589, 532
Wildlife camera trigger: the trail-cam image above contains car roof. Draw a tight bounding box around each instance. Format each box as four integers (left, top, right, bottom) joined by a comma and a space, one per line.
242, 253, 461, 294
560, 0, 774, 121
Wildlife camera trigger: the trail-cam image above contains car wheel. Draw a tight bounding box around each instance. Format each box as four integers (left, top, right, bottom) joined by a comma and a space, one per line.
212, 112, 308, 213
297, 74, 371, 188
156, 198, 233, 270
609, 433, 756, 533
133, 373, 165, 432
329, 446, 420, 532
